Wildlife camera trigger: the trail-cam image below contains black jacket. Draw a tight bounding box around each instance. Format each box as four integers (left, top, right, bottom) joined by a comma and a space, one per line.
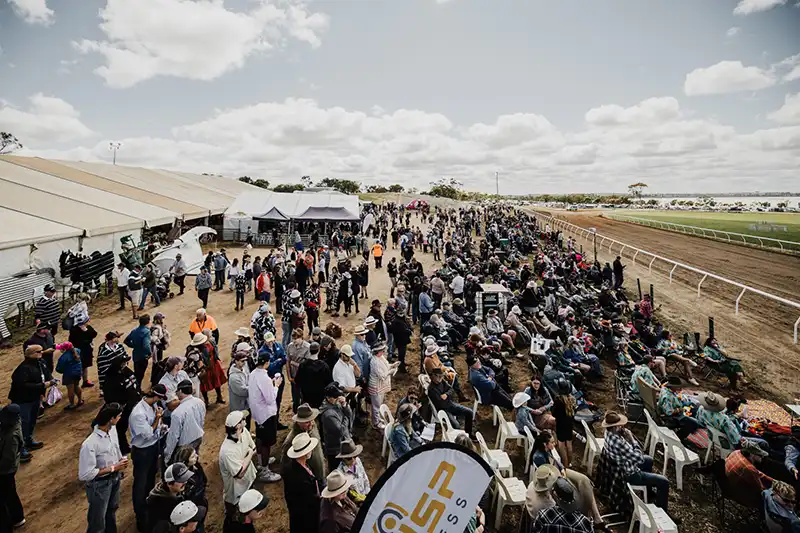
8, 358, 46, 404
295, 359, 333, 408
283, 460, 321, 533
390, 316, 413, 347
146, 483, 186, 533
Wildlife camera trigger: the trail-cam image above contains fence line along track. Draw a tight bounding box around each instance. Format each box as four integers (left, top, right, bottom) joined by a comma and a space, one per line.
532, 211, 800, 344
603, 212, 800, 255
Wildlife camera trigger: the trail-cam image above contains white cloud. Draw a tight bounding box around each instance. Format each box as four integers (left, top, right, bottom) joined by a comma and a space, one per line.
726, 27, 741, 37
73, 0, 329, 88
7, 0, 54, 26
0, 94, 94, 144
12, 94, 800, 193
684, 60, 776, 95
733, 0, 786, 15
773, 53, 800, 82
768, 93, 800, 124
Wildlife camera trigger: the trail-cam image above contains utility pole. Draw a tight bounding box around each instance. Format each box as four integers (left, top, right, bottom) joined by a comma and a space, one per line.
590, 227, 598, 264
109, 142, 122, 165
495, 171, 499, 196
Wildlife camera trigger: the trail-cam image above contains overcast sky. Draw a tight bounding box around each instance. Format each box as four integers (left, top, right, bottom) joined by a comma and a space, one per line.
1, 0, 799, 194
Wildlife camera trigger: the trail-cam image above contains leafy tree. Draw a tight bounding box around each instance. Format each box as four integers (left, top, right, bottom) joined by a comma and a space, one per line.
273, 183, 306, 193
238, 176, 253, 184
0, 132, 23, 154
252, 179, 270, 189
315, 177, 361, 195
301, 175, 313, 187
428, 177, 464, 200
627, 182, 648, 199
388, 184, 405, 193
366, 185, 389, 193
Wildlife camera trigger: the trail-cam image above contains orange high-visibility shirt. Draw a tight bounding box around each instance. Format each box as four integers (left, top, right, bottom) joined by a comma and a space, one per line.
189, 315, 218, 336
372, 243, 383, 257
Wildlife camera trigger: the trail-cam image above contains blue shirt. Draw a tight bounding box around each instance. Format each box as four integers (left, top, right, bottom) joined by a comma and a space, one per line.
129, 399, 162, 449
258, 342, 287, 376
469, 365, 497, 404
124, 326, 151, 362
352, 338, 372, 383
419, 292, 435, 314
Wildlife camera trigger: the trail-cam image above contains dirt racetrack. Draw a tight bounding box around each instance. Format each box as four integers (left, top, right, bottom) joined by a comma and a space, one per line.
546, 209, 800, 403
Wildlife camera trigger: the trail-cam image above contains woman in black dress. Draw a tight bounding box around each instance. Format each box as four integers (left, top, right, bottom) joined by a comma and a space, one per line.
68, 319, 98, 389
102, 356, 141, 455
551, 378, 577, 468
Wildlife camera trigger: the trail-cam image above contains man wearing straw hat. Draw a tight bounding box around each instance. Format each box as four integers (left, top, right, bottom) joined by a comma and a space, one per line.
284, 433, 322, 533
530, 478, 593, 532
280, 403, 325, 481
319, 470, 358, 533
218, 410, 259, 523
525, 463, 558, 519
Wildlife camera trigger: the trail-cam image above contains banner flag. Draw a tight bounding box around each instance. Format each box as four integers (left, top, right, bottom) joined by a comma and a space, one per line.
353, 442, 493, 533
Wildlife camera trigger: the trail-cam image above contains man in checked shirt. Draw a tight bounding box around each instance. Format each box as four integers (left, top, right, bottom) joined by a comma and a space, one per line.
601, 411, 673, 513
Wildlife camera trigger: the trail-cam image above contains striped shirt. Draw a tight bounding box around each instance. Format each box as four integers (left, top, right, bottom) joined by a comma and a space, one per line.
34, 296, 60, 329
97, 342, 128, 389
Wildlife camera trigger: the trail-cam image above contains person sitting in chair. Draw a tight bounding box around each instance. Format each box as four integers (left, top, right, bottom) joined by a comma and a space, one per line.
467, 355, 512, 410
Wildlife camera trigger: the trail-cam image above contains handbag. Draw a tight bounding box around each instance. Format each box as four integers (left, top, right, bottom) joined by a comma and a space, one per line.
46, 385, 63, 406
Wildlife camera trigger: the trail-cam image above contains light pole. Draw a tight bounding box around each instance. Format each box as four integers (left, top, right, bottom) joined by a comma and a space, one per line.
495, 171, 499, 196
108, 142, 122, 165
589, 227, 597, 264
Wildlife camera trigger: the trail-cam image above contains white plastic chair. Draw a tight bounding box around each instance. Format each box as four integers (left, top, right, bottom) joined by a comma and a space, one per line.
660, 428, 700, 490
580, 419, 604, 474
379, 404, 395, 458
493, 406, 526, 450
523, 426, 536, 477
476, 431, 513, 477
418, 374, 431, 393
703, 426, 734, 464
437, 410, 467, 443
384, 423, 396, 467
627, 483, 678, 533
491, 472, 527, 530
643, 409, 675, 458
471, 385, 484, 419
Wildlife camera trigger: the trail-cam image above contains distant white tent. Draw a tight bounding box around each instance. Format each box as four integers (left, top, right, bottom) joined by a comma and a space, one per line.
223, 190, 360, 239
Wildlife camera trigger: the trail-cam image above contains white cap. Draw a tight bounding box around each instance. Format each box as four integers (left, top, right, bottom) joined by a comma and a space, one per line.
170, 501, 206, 525
236, 342, 252, 353
225, 410, 247, 428
238, 489, 270, 513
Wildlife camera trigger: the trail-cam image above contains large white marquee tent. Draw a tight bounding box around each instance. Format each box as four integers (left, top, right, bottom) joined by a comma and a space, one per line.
0, 155, 258, 278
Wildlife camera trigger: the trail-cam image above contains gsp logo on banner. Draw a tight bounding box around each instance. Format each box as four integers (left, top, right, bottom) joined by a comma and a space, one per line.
353, 442, 493, 533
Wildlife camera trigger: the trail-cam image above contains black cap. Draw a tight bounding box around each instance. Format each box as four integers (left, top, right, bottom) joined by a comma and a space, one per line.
177, 379, 194, 394
325, 383, 343, 398
466, 355, 478, 366
147, 384, 168, 399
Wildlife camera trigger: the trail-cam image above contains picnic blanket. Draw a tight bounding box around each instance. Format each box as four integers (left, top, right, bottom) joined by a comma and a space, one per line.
738, 399, 792, 427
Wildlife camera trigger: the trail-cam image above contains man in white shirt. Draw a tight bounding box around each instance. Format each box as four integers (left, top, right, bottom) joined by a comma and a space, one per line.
219, 411, 259, 520
248, 355, 283, 482
78, 403, 128, 533
450, 273, 465, 300
129, 384, 168, 532
170, 254, 188, 295
113, 262, 131, 311
332, 344, 362, 404
164, 380, 206, 462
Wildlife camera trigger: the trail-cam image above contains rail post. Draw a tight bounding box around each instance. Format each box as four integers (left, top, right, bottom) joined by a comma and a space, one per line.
735, 287, 747, 314
637, 279, 642, 301
697, 273, 708, 297
795, 316, 799, 344
669, 264, 678, 283
632, 250, 639, 265
648, 256, 656, 274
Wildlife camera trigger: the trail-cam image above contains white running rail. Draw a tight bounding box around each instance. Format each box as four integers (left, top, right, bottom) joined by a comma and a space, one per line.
604, 213, 800, 254
535, 212, 800, 344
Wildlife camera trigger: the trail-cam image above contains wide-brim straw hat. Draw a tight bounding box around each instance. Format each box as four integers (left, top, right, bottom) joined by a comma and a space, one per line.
364, 316, 378, 326
533, 464, 560, 493
321, 471, 354, 499
353, 325, 368, 336
287, 432, 319, 459
292, 403, 319, 423
601, 411, 629, 429
234, 327, 250, 338
190, 333, 208, 346
699, 392, 726, 413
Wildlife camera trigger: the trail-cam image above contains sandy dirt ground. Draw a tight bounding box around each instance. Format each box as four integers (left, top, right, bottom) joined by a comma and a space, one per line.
543, 209, 800, 404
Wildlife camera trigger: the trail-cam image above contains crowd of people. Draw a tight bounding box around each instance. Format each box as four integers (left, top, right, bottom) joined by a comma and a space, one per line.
2, 198, 796, 533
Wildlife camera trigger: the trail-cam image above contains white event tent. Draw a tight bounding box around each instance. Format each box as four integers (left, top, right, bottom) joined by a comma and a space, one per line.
223, 190, 361, 240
